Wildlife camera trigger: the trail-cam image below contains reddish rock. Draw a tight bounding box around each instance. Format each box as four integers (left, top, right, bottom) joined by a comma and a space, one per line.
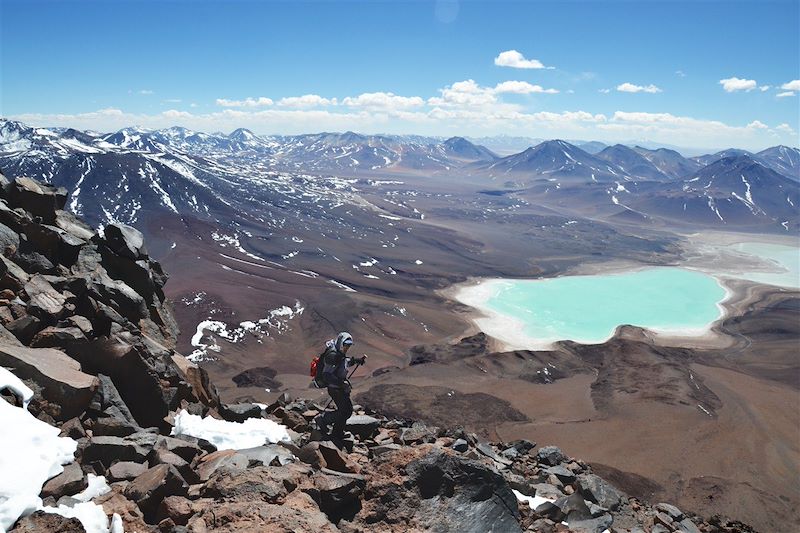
8, 510, 85, 532
124, 464, 187, 521
40, 462, 87, 500
0, 344, 97, 420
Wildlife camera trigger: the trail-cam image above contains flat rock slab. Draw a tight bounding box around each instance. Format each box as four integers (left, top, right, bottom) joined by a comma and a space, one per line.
40, 462, 87, 500
0, 344, 97, 419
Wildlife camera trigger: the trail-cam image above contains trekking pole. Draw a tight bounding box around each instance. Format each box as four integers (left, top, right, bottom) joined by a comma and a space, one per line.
321, 360, 363, 411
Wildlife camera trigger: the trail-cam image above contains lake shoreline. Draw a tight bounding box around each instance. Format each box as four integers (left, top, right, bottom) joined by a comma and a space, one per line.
442, 231, 799, 352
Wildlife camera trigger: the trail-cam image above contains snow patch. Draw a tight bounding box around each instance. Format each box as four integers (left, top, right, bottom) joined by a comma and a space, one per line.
171, 409, 291, 450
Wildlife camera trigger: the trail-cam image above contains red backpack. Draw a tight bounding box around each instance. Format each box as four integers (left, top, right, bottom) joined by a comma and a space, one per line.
309, 351, 327, 388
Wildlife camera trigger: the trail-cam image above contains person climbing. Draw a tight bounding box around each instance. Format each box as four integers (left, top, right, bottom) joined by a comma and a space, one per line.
315, 331, 366, 443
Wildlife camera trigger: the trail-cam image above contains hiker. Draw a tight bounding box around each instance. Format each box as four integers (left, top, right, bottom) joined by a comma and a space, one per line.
316, 331, 366, 441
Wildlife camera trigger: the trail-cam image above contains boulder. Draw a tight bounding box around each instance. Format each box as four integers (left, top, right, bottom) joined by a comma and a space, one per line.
148, 447, 198, 485
200, 465, 305, 503
568, 513, 614, 533
103, 224, 148, 260
238, 445, 295, 467
0, 221, 20, 257
656, 502, 684, 521
124, 464, 187, 521
452, 439, 469, 452
345, 414, 381, 440
157, 495, 193, 526
7, 177, 67, 223
575, 473, 624, 511
39, 462, 87, 500
153, 435, 204, 463
189, 492, 338, 533
8, 510, 85, 533
544, 465, 577, 485
316, 440, 360, 473
3, 316, 38, 344
23, 275, 66, 320
81, 435, 152, 467
536, 445, 566, 466
403, 448, 523, 532
676, 518, 703, 533
221, 402, 262, 423
30, 326, 86, 348
107, 461, 148, 482
54, 210, 95, 241
195, 449, 249, 482
303, 469, 366, 523
476, 442, 512, 466
0, 255, 30, 291
400, 422, 438, 444
371, 443, 402, 456
96, 489, 153, 533
508, 439, 536, 454
0, 345, 97, 420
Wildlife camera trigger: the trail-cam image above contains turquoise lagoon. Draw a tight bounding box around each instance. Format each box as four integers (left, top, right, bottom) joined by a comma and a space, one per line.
457, 267, 728, 350
457, 241, 799, 350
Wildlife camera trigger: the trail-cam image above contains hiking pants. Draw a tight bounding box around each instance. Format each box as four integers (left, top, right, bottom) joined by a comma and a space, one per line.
322, 386, 353, 438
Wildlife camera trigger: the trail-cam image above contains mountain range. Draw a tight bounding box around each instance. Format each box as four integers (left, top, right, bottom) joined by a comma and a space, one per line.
0, 118, 797, 235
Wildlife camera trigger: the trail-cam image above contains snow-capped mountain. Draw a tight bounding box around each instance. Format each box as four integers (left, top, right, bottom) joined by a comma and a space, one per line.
630, 146, 702, 180
477, 140, 627, 182
441, 137, 498, 162
595, 144, 671, 181
755, 145, 800, 182
631, 155, 799, 229
1, 119, 797, 236
692, 148, 753, 167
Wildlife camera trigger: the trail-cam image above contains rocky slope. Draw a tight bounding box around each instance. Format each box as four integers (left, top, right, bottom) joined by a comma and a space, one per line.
0, 175, 756, 533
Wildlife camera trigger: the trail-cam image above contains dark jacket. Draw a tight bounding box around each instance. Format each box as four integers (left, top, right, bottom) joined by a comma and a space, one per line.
321, 344, 350, 389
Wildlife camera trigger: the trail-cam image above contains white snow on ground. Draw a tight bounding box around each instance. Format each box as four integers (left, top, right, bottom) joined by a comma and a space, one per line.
171, 409, 291, 450
0, 368, 121, 533
512, 489, 554, 510
188, 302, 305, 361
329, 280, 357, 292
415, 259, 423, 265
41, 501, 115, 533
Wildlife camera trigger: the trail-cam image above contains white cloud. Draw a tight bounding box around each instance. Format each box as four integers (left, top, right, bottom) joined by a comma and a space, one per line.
163, 98, 182, 103
493, 50, 552, 69
776, 123, 796, 135
746, 120, 768, 129
428, 79, 499, 107
216, 97, 274, 108
781, 80, 800, 91
719, 77, 757, 92
276, 94, 336, 108
493, 81, 558, 94
598, 88, 611, 94
139, 90, 154, 95
776, 91, 796, 98
341, 92, 424, 109
616, 83, 662, 94
675, 70, 686, 77
162, 109, 193, 119
759, 86, 770, 92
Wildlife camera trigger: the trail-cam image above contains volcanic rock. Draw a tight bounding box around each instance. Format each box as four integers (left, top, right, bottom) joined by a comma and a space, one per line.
107, 461, 149, 482
576, 473, 625, 511
103, 223, 148, 261
0, 344, 97, 419
8, 511, 85, 533
537, 445, 567, 466
39, 462, 87, 500
124, 464, 187, 521
7, 177, 67, 223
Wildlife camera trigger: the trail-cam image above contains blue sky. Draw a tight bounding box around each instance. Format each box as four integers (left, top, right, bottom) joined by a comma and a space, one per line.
2, 0, 798, 150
